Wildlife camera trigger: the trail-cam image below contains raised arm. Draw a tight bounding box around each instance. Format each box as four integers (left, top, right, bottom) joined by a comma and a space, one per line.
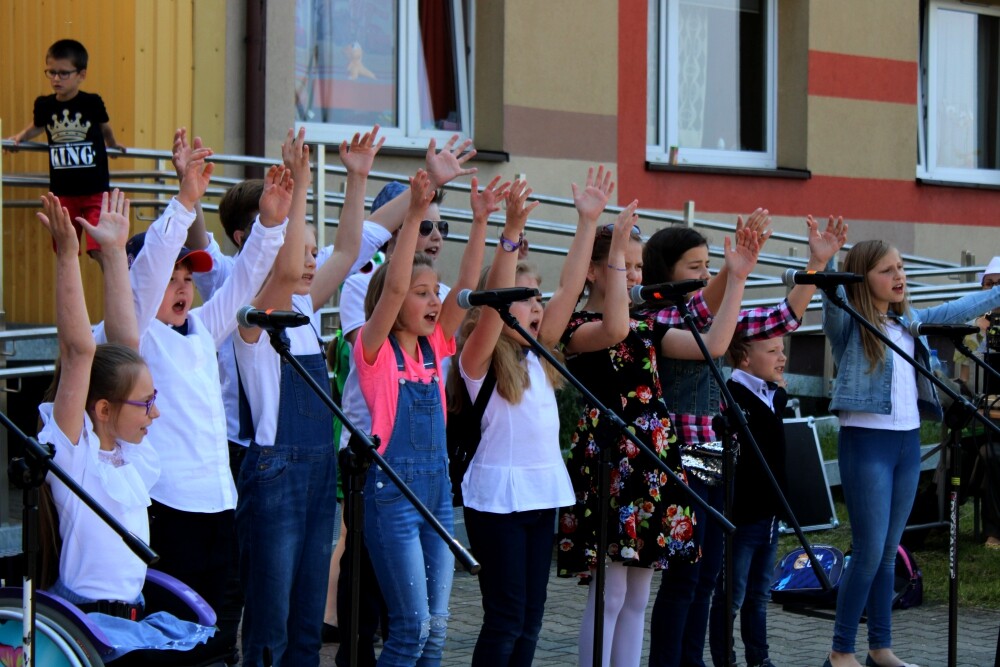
538, 166, 614, 348
438, 171, 494, 340
367, 134, 478, 232
785, 215, 848, 318
174, 128, 212, 251
701, 208, 770, 313
38, 194, 95, 442
459, 177, 527, 380
127, 145, 213, 339
83, 190, 138, 349
311, 125, 385, 310
360, 170, 435, 364
238, 163, 296, 344
662, 229, 759, 359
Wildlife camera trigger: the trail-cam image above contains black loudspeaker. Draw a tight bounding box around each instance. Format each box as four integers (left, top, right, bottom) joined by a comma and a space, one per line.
779, 417, 840, 533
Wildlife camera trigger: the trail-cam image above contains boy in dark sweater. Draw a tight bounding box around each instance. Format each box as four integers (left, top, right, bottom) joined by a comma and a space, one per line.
708, 336, 789, 667
7, 39, 125, 257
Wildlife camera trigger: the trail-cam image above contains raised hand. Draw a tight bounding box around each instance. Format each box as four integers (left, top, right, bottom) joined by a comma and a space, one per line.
258, 165, 295, 227
470, 175, 511, 221
735, 208, 772, 252
176, 144, 214, 211
281, 127, 312, 186
425, 134, 477, 188
505, 179, 539, 232
610, 199, 640, 249
37, 193, 80, 256
571, 166, 615, 223
407, 169, 436, 217
806, 214, 848, 266
724, 227, 760, 281
79, 189, 130, 251
171, 127, 205, 180
339, 124, 386, 175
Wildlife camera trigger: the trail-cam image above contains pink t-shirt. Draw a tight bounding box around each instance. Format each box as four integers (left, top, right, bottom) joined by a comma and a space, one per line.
354, 324, 456, 454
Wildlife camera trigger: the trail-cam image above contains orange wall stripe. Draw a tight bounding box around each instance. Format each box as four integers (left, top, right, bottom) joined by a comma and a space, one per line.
808, 50, 917, 105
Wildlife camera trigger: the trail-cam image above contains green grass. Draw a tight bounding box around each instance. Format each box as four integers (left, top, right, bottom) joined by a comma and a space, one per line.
779, 493, 1000, 609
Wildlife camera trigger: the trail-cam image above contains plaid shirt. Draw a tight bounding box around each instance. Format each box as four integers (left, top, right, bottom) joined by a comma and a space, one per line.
655, 296, 801, 445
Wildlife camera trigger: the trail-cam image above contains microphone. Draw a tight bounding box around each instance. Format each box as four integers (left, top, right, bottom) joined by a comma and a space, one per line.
907, 322, 979, 338
236, 305, 311, 329
456, 287, 540, 310
629, 280, 707, 306
781, 269, 863, 287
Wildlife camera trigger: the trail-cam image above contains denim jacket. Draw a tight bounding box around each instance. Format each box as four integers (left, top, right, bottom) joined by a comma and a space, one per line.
823, 284, 1000, 419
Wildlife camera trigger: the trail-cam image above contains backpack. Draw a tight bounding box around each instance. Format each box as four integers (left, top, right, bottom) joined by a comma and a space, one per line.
769, 544, 846, 608
446, 367, 496, 506
892, 544, 923, 609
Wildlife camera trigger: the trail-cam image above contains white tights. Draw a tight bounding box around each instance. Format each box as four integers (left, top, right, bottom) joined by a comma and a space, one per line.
578, 561, 654, 667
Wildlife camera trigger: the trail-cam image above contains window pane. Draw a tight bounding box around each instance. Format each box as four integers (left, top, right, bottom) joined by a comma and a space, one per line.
418, 0, 462, 131
676, 0, 767, 152
647, 0, 661, 146
294, 0, 398, 127
933, 9, 1000, 170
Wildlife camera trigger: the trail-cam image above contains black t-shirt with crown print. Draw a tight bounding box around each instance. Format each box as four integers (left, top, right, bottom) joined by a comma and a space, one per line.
33, 91, 110, 196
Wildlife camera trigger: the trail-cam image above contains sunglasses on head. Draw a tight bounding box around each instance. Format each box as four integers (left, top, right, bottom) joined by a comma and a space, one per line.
598, 223, 642, 237
419, 220, 449, 238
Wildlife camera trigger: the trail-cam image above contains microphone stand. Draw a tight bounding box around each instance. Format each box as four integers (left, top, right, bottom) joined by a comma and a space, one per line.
670, 295, 833, 665
484, 303, 734, 667
259, 327, 480, 667
822, 288, 1000, 667
0, 410, 159, 667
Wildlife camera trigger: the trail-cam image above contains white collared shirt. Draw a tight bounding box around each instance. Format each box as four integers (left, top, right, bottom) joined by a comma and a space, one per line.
730, 369, 779, 411
96, 199, 286, 512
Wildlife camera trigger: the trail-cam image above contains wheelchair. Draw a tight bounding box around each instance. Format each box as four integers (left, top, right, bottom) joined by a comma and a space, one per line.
0, 568, 233, 666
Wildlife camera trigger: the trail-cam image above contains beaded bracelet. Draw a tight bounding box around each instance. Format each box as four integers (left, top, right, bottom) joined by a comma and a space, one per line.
608, 264, 627, 271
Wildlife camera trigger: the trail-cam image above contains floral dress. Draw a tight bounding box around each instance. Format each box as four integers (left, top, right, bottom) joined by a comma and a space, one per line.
557, 310, 698, 576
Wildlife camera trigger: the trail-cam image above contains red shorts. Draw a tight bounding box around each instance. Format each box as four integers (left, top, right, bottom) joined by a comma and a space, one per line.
53, 192, 104, 254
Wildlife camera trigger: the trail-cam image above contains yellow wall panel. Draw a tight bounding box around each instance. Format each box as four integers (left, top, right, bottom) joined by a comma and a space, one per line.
808, 97, 917, 181
504, 0, 618, 115
1, 0, 206, 324
810, 0, 917, 62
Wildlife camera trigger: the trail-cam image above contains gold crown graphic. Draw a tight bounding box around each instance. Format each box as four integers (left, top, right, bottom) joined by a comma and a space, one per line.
48, 109, 91, 143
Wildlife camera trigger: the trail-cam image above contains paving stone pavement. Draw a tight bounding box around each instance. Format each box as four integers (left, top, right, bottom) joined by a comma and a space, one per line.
316, 557, 1000, 667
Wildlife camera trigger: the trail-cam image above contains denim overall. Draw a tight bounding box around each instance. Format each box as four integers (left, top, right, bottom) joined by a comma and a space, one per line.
363, 334, 454, 666
235, 331, 337, 667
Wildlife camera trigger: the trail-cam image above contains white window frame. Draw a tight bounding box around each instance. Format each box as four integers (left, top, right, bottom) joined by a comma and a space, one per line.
646, 0, 777, 169
296, 0, 472, 149
919, 0, 1000, 186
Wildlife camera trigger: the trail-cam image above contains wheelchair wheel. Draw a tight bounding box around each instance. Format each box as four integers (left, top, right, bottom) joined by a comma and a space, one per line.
0, 596, 106, 666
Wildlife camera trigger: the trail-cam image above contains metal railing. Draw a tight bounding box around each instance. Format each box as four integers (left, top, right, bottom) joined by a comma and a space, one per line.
2, 138, 992, 364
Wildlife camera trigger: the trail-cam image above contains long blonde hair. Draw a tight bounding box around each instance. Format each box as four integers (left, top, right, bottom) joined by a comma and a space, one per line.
447, 262, 565, 410
842, 239, 910, 371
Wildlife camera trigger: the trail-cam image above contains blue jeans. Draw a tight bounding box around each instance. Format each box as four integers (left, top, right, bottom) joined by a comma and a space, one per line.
464, 507, 555, 667
649, 477, 725, 667
832, 426, 920, 654
364, 337, 453, 667
708, 517, 779, 666
236, 349, 338, 667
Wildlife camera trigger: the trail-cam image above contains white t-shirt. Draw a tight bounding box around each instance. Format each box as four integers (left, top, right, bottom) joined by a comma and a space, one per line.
460, 352, 575, 513
39, 404, 160, 602
234, 293, 325, 446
